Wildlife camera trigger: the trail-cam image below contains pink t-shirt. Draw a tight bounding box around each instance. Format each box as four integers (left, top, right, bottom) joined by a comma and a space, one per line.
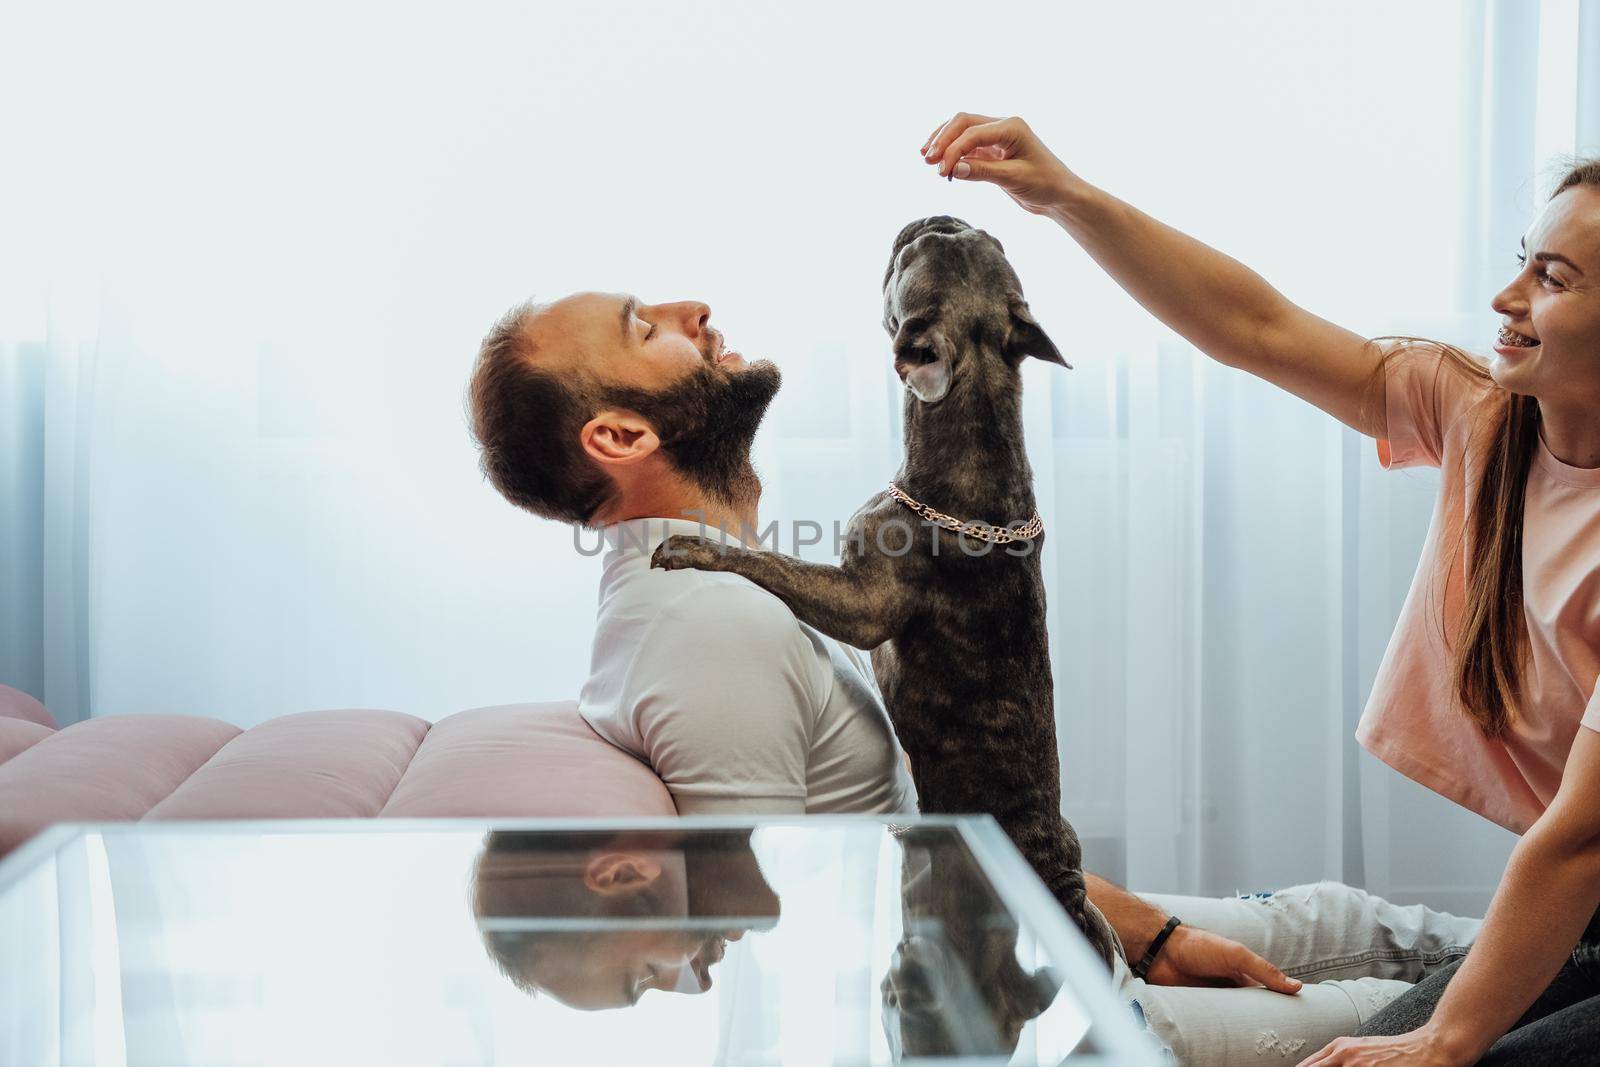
1357, 344, 1600, 834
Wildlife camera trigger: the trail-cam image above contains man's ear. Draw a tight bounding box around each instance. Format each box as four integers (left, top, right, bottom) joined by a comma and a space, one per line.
581, 409, 660, 466
1007, 295, 1071, 368
584, 852, 663, 897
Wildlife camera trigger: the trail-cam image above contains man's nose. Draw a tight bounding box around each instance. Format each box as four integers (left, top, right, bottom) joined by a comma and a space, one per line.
656, 301, 711, 338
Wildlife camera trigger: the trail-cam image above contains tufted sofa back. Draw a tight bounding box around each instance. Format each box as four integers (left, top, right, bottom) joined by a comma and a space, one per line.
0, 685, 676, 858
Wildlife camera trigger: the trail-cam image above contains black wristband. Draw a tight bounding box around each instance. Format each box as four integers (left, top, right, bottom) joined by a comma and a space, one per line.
1131, 916, 1182, 979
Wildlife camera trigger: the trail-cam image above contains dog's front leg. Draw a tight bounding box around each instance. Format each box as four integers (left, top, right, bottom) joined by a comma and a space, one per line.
650, 536, 909, 650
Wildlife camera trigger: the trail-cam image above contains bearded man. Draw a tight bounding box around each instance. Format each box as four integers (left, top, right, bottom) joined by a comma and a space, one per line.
467, 293, 918, 818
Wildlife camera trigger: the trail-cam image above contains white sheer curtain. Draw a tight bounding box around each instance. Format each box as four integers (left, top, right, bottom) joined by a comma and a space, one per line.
3, 0, 1594, 908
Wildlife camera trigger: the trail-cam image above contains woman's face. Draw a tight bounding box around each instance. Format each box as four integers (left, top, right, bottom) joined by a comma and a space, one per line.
1489, 184, 1600, 408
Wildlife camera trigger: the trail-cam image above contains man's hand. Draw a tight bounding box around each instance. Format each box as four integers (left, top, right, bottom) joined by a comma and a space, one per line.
1083, 874, 1301, 994
1144, 924, 1304, 994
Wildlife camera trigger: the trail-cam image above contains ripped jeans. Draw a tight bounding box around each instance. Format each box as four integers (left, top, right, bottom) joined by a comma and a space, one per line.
1113, 881, 1481, 1066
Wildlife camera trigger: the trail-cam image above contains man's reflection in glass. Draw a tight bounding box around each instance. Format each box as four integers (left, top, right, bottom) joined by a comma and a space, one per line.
470, 829, 778, 1011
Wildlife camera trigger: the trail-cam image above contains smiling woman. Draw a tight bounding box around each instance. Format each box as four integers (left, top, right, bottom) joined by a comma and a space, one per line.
1456, 165, 1600, 732
1294, 159, 1600, 1067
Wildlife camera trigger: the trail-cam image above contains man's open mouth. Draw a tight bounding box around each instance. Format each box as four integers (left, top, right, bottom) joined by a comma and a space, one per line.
1497, 326, 1540, 349
704, 330, 744, 367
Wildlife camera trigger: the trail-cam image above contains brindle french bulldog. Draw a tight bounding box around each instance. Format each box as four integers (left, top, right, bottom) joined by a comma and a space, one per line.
651, 215, 1117, 968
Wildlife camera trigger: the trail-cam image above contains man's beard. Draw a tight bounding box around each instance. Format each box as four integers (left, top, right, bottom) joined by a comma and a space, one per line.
684, 829, 781, 918
600, 358, 782, 511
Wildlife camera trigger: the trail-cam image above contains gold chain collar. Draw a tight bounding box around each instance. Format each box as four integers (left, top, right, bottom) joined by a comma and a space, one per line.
885, 482, 1044, 544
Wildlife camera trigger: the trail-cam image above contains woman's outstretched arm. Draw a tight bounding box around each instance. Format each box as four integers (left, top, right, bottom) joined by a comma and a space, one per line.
923, 113, 1386, 437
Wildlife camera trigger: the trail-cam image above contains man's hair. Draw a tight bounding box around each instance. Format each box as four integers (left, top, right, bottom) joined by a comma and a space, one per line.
466, 299, 617, 526
470, 830, 660, 998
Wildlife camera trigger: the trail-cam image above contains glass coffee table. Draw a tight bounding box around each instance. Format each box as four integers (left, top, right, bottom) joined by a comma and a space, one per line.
0, 816, 1159, 1065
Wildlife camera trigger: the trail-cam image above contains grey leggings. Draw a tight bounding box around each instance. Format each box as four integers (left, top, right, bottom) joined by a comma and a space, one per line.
1355, 905, 1600, 1064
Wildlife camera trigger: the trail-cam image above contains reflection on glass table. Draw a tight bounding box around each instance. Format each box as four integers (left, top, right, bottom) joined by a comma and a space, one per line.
0, 816, 1159, 1065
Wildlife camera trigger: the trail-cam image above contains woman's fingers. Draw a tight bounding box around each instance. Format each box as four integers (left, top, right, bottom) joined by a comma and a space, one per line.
921, 118, 953, 161
1296, 1039, 1343, 1065
923, 112, 1000, 167
937, 119, 1013, 176
919, 112, 1076, 215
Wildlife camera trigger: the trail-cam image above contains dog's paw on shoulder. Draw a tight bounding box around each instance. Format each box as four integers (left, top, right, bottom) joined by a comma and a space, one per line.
649, 534, 724, 572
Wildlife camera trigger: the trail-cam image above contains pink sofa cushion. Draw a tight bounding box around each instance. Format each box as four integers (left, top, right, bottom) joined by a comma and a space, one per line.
0, 684, 54, 729
145, 709, 430, 821
0, 719, 54, 768
380, 701, 675, 818
0, 699, 679, 858
0, 715, 242, 855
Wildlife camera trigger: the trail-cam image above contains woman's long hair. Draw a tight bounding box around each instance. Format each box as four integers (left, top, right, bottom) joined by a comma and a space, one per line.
1382, 160, 1600, 737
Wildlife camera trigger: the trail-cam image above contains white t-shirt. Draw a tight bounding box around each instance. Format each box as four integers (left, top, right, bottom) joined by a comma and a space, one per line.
578, 517, 920, 816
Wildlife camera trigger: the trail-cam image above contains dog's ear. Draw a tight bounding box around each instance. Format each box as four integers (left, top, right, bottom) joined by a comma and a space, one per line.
1007, 295, 1071, 369
895, 327, 954, 403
